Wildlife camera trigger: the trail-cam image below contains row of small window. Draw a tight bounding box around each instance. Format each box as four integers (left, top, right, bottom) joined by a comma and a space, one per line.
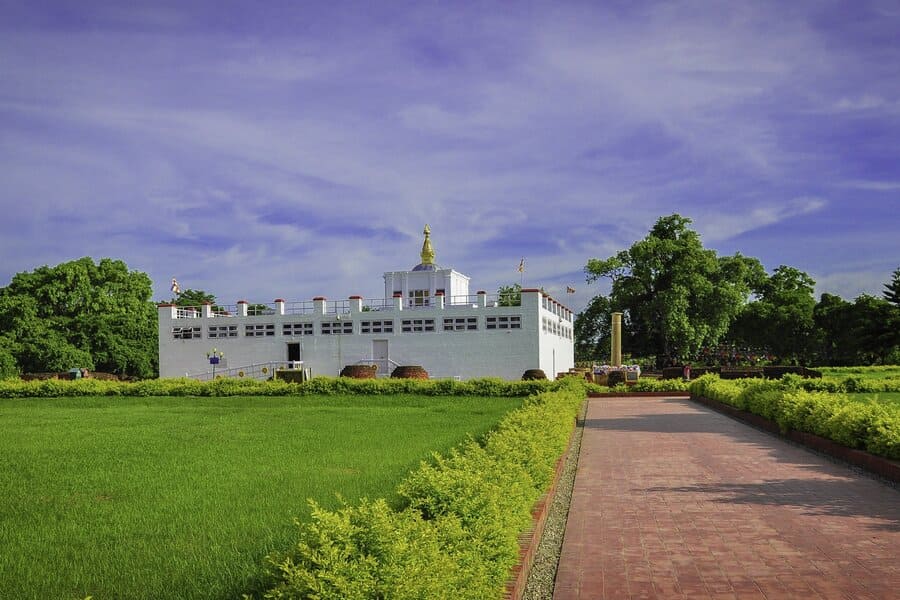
174, 316, 522, 340
542, 318, 573, 340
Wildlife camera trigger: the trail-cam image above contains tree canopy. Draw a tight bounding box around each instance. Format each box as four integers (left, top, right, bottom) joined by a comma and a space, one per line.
0, 257, 158, 378
497, 283, 522, 306
582, 214, 764, 367
728, 265, 818, 363
884, 267, 900, 307
578, 218, 900, 367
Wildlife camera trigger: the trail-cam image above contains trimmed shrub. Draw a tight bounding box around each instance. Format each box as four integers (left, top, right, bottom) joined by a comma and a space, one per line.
0, 376, 568, 399
763, 366, 822, 379
255, 379, 586, 599
720, 368, 764, 380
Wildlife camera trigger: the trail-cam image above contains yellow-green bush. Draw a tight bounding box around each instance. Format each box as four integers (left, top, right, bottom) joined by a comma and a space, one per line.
255, 379, 586, 599
0, 376, 560, 399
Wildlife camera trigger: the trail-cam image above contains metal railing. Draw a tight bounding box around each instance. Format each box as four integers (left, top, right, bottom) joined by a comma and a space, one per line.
187, 361, 302, 382
285, 301, 315, 315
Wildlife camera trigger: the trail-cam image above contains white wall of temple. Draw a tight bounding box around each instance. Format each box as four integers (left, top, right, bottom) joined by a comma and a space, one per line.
158, 289, 573, 380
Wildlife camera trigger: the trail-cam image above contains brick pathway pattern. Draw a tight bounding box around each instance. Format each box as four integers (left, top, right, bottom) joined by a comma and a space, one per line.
554, 397, 900, 599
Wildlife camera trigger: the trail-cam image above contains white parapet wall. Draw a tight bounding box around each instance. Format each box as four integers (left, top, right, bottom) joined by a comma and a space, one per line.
158, 288, 575, 380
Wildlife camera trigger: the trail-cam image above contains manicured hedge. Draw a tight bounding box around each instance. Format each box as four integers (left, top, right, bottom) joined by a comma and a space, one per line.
0, 376, 562, 399
785, 373, 900, 394
690, 374, 900, 460
586, 377, 690, 394
255, 379, 586, 600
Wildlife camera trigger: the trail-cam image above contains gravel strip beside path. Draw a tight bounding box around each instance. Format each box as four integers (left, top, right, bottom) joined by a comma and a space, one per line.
521, 401, 587, 599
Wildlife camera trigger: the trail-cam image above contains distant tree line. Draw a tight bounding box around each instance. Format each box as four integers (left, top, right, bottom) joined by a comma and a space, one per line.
576, 215, 900, 368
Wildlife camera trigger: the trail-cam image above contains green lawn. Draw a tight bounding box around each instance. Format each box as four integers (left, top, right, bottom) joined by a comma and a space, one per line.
846, 392, 900, 408
0, 394, 522, 600
819, 366, 900, 380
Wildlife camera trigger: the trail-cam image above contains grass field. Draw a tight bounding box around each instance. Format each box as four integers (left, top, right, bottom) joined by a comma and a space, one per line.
819, 366, 900, 380
846, 392, 900, 408
0, 394, 522, 600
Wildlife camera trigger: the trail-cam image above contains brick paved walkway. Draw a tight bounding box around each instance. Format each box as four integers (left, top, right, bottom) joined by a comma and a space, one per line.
553, 397, 900, 599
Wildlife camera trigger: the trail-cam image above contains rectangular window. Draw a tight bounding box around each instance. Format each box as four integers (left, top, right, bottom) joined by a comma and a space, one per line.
486, 315, 522, 330
208, 325, 238, 339
322, 321, 353, 335
443, 317, 477, 331
283, 322, 314, 336
245, 324, 275, 337
408, 289, 430, 307
172, 326, 201, 340
361, 320, 394, 334
401, 318, 435, 333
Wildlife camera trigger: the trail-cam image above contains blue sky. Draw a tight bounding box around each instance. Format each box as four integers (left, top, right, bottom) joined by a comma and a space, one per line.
1, 0, 898, 312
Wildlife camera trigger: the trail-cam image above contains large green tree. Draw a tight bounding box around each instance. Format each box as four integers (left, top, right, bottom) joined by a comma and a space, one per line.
583, 214, 764, 368
170, 288, 217, 307
728, 265, 817, 363
497, 283, 522, 307
0, 257, 158, 377
851, 294, 900, 365
813, 293, 857, 365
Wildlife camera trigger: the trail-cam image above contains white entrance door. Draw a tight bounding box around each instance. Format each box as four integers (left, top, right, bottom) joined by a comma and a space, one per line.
373, 340, 389, 375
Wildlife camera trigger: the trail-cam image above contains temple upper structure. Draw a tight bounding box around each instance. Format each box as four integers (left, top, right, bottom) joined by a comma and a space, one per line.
383, 225, 470, 306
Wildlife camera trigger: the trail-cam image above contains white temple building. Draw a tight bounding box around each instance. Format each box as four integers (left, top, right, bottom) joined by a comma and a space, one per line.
157, 226, 575, 380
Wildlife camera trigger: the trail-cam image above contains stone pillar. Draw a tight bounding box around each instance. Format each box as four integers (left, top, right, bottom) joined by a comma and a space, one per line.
237, 300, 248, 317
611, 312, 623, 367
313, 297, 327, 315
274, 299, 285, 315
393, 292, 403, 311
434, 290, 445, 310
349, 295, 363, 314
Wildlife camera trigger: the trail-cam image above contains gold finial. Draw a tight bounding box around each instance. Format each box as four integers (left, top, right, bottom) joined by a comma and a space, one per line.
420, 224, 435, 265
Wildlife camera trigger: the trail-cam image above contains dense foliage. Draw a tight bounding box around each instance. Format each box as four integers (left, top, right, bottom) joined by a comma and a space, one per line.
497, 283, 523, 306
578, 217, 899, 367
0, 375, 562, 398
0, 257, 158, 378
581, 215, 765, 368
256, 379, 584, 599
690, 374, 900, 460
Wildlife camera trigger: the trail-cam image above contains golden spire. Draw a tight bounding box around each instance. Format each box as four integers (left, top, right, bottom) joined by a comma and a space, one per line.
420, 224, 435, 266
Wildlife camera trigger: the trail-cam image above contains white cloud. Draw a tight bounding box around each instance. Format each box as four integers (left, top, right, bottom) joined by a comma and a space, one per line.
694, 197, 827, 242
